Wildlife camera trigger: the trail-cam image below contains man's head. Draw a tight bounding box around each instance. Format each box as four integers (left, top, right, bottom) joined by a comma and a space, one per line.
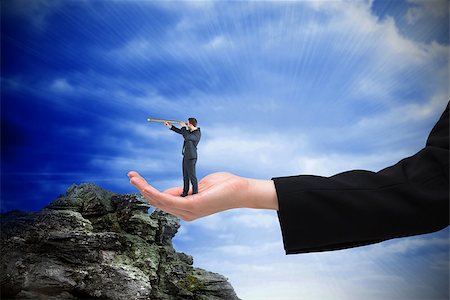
188, 117, 197, 130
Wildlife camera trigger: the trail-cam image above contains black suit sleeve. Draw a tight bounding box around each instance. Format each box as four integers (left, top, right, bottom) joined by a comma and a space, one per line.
271, 102, 449, 254
170, 125, 185, 134
171, 126, 199, 142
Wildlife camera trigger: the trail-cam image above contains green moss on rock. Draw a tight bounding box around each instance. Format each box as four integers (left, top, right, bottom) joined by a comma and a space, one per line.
180, 274, 205, 293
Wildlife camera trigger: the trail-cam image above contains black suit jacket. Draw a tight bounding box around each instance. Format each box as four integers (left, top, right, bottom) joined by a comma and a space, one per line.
170, 126, 201, 159
271, 102, 449, 254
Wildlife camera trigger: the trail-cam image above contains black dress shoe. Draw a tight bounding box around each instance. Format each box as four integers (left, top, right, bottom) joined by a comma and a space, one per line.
180, 193, 188, 197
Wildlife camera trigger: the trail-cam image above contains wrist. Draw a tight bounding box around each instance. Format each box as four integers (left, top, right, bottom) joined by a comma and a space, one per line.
245, 178, 279, 210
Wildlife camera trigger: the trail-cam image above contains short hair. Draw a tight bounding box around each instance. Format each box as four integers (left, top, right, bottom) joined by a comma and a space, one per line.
188, 117, 197, 127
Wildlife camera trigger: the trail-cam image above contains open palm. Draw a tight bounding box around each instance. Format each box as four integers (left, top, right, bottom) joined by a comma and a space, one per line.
128, 171, 250, 221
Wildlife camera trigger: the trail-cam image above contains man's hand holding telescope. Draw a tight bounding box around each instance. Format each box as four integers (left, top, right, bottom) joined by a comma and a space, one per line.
163, 121, 187, 129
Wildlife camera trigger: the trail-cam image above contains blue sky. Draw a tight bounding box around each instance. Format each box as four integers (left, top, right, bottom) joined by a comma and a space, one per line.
1, 0, 448, 299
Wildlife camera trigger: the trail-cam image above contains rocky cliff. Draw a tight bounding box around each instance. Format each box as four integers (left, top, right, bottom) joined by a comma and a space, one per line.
1, 183, 240, 300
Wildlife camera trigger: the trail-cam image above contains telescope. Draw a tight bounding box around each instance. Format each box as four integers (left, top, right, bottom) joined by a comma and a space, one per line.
147, 118, 185, 125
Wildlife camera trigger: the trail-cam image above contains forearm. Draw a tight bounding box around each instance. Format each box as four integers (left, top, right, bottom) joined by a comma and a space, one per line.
245, 178, 279, 211
170, 125, 182, 134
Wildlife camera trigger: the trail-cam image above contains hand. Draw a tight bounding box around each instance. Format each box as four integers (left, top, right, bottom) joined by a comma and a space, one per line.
180, 122, 186, 127
127, 171, 279, 221
164, 121, 171, 128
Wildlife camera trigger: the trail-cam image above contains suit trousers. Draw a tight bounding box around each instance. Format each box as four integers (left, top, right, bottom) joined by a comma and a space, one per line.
182, 156, 198, 194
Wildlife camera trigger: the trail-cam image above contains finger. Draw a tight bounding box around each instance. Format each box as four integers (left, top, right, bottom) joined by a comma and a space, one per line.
129, 173, 152, 192
128, 170, 141, 179
129, 179, 193, 219
129, 175, 194, 212
128, 172, 197, 217
128, 174, 164, 207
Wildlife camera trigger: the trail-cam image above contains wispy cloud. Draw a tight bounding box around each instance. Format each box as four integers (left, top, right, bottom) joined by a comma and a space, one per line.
405, 0, 448, 24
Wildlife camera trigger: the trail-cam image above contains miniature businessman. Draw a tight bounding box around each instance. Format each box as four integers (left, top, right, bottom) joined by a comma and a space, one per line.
164, 118, 201, 197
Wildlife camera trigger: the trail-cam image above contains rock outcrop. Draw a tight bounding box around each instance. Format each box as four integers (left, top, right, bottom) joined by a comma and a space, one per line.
1, 183, 240, 300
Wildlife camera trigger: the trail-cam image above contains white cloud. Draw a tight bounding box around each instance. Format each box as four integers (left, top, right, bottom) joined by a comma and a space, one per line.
204, 35, 234, 51
188, 212, 227, 231
216, 244, 253, 256
366, 235, 449, 256
199, 121, 421, 178
357, 94, 449, 130
215, 241, 280, 257
90, 155, 169, 174
186, 230, 449, 300
230, 211, 279, 230
405, 0, 448, 24
117, 120, 175, 141
378, 17, 428, 64
32, 0, 447, 173
50, 78, 75, 94
200, 125, 308, 177
175, 225, 192, 242
293, 151, 406, 176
